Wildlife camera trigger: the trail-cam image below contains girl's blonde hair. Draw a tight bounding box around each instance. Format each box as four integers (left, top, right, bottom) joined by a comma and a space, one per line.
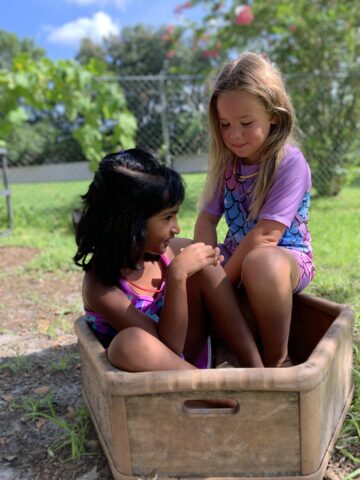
201, 52, 296, 219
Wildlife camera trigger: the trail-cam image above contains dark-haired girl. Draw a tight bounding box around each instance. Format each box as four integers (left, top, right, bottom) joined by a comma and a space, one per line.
74, 149, 263, 371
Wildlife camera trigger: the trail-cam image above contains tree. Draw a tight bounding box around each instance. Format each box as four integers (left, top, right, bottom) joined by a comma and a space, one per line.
174, 0, 360, 195
0, 55, 136, 170
76, 24, 215, 75
0, 29, 45, 69
4, 120, 86, 167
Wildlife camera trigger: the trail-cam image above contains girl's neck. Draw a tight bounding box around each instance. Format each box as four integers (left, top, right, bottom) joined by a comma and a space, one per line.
121, 255, 159, 278
240, 155, 261, 166
121, 263, 144, 278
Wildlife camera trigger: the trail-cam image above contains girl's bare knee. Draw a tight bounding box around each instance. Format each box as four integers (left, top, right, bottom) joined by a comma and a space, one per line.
242, 247, 291, 287
188, 262, 226, 292
108, 327, 148, 369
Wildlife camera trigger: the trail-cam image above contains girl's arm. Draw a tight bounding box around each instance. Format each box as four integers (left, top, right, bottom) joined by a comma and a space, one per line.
224, 219, 286, 285
158, 242, 221, 355
194, 211, 220, 247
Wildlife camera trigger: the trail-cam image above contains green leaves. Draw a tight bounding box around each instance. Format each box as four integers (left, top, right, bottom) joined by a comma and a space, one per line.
0, 54, 136, 170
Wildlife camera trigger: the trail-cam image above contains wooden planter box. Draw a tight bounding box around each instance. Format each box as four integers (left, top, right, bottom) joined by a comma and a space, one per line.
74, 293, 354, 480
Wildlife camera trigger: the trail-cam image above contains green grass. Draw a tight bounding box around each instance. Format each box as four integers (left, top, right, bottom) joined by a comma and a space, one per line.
10, 392, 90, 461
0, 181, 85, 271
1, 175, 359, 466
306, 188, 360, 314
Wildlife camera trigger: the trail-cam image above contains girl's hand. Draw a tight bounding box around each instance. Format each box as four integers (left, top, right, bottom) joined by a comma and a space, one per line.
168, 242, 223, 280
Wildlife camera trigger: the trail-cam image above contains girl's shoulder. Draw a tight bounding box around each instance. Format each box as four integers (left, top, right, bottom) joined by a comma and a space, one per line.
275, 144, 311, 189
283, 144, 307, 164
280, 144, 310, 175
82, 270, 127, 312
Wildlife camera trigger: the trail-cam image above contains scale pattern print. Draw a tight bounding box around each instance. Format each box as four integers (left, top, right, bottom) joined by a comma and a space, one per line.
222, 169, 312, 257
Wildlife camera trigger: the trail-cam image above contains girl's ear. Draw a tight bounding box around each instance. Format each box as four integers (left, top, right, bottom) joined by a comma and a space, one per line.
270, 115, 277, 125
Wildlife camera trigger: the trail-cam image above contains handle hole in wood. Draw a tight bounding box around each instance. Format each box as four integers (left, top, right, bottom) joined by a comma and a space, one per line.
182, 399, 239, 415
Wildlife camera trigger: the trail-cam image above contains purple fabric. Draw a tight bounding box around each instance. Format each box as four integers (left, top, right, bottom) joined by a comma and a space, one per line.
283, 249, 315, 293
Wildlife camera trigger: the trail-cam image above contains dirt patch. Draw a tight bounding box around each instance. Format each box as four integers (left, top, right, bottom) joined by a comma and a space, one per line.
0, 246, 113, 480
0, 246, 357, 479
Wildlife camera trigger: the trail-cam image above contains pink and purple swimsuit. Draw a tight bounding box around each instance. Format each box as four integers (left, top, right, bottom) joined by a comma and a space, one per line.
85, 254, 211, 369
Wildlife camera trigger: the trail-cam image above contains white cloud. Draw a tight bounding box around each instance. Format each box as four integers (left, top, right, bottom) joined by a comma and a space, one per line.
64, 0, 130, 8
47, 11, 120, 46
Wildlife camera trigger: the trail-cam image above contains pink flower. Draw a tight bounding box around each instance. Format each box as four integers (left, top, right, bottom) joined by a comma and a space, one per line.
202, 47, 220, 58
288, 23, 297, 33
161, 25, 174, 41
235, 5, 254, 26
166, 50, 176, 59
175, 1, 192, 14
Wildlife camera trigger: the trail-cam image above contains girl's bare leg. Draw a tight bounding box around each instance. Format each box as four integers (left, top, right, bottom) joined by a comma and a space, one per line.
186, 265, 264, 367
108, 327, 196, 371
182, 274, 210, 365
241, 246, 300, 367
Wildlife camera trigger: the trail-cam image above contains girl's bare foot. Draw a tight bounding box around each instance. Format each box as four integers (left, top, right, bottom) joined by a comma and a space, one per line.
280, 355, 293, 368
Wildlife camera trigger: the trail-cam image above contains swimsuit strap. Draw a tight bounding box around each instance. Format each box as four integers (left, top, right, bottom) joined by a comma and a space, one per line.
119, 254, 170, 294
125, 279, 162, 293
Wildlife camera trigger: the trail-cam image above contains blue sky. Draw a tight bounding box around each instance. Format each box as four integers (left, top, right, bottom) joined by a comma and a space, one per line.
1, 0, 203, 61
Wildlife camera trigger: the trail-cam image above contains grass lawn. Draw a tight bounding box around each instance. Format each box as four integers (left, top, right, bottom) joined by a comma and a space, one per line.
1, 175, 359, 472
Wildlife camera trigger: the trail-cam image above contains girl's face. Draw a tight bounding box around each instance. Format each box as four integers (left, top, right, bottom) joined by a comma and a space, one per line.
144, 205, 181, 255
216, 90, 276, 164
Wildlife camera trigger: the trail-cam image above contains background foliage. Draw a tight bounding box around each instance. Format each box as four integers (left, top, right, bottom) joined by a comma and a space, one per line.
0, 33, 136, 170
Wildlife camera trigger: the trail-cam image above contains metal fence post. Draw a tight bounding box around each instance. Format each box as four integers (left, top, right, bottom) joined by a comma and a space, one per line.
0, 147, 13, 236
159, 73, 172, 167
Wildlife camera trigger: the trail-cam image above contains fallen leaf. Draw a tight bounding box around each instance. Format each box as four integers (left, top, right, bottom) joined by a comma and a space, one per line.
1, 394, 14, 402
34, 386, 50, 395
35, 417, 48, 429
65, 405, 76, 420
37, 320, 50, 333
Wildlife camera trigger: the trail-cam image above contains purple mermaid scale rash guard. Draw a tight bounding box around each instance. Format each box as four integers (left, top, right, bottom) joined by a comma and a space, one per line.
202, 145, 313, 258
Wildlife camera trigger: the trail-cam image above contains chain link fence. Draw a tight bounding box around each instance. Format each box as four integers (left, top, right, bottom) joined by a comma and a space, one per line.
6, 73, 360, 194
116, 74, 210, 171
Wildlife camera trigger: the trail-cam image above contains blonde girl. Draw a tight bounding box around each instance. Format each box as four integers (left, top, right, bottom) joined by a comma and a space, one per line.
195, 52, 315, 367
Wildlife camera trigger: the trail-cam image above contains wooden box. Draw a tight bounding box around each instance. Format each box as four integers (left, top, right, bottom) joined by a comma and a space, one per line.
74, 293, 354, 480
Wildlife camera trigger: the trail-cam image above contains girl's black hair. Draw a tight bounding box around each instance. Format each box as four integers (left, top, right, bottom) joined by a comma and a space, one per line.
73, 148, 185, 285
